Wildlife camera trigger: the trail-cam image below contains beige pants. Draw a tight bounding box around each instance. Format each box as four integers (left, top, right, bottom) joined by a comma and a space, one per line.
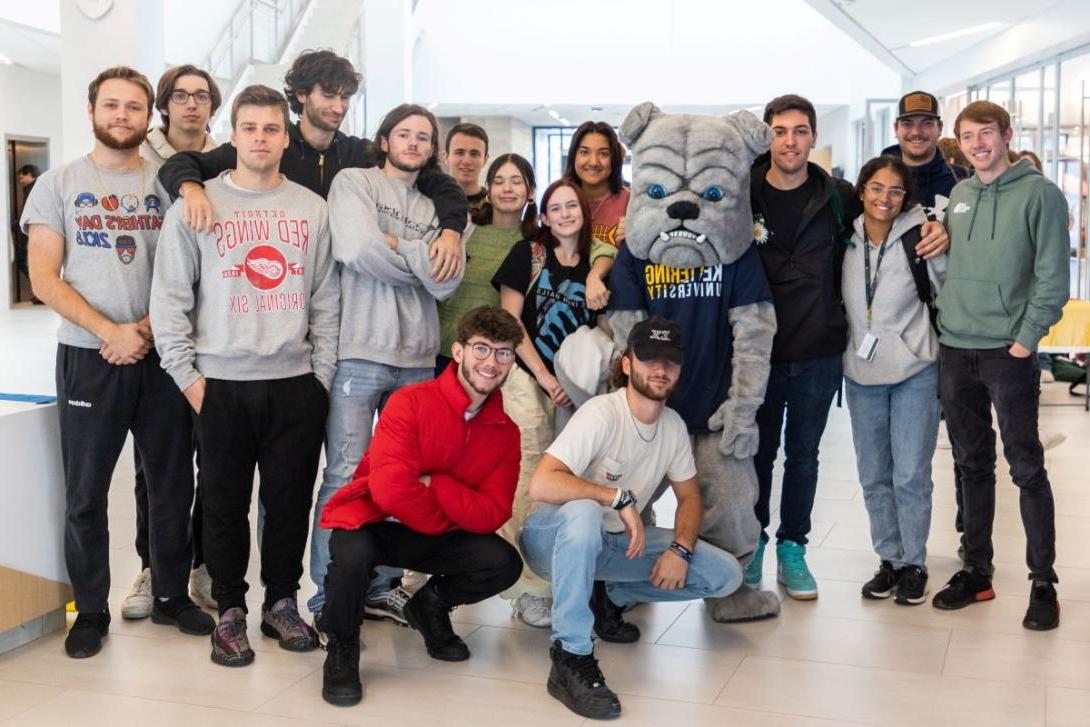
497, 365, 555, 599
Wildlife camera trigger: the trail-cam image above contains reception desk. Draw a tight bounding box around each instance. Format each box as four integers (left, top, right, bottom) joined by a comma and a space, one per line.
0, 398, 71, 654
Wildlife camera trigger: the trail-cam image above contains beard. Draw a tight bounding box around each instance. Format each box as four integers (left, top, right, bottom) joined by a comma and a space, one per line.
304, 103, 341, 133
630, 367, 676, 402
93, 121, 147, 150
459, 357, 508, 397
386, 150, 430, 173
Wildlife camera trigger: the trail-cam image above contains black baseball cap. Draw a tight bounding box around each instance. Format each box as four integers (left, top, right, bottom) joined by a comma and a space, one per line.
897, 91, 941, 121
628, 316, 683, 365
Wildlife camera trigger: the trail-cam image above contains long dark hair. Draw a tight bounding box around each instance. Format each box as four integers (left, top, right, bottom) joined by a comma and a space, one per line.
471, 153, 538, 239
563, 121, 625, 195
855, 155, 917, 216
375, 103, 441, 174
537, 179, 592, 261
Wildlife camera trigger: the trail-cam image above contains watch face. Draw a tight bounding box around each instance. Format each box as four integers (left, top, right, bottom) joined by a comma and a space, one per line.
75, 0, 113, 20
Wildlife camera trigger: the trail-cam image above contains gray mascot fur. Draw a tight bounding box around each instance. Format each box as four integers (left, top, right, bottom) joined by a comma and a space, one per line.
608, 102, 780, 622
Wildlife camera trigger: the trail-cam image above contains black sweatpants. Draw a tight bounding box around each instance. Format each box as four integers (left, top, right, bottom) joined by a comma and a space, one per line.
55, 345, 194, 612
322, 521, 522, 638
135, 442, 203, 570
195, 375, 328, 614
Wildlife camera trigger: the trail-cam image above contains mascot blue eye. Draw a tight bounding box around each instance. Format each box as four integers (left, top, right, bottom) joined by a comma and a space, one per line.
647, 184, 666, 199
702, 186, 724, 202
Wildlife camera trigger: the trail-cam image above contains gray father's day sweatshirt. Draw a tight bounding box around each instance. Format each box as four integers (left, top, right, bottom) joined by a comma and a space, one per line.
151, 172, 340, 391
327, 166, 465, 368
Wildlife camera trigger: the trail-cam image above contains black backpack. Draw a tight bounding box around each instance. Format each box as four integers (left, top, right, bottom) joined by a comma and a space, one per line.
899, 225, 939, 335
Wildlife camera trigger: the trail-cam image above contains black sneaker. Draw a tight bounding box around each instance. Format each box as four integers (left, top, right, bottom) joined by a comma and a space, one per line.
64, 611, 110, 658
861, 561, 900, 600
322, 632, 362, 706
589, 581, 640, 643
1023, 582, 1060, 631
894, 566, 928, 606
547, 640, 621, 719
402, 582, 469, 661
260, 597, 319, 652
151, 596, 215, 635
932, 569, 995, 610
211, 607, 255, 667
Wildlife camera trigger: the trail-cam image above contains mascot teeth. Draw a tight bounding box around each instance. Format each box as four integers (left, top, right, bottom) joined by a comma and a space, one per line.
696, 234, 707, 243
661, 230, 704, 242
659, 231, 670, 242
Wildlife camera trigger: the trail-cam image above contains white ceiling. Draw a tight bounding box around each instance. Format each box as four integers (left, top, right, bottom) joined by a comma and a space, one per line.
0, 18, 60, 74
813, 0, 1065, 75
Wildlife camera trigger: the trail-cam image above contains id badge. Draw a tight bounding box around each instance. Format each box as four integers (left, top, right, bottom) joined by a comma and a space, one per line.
856, 333, 879, 362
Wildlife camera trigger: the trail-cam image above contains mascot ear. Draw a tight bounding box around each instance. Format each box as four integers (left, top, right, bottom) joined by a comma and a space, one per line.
727, 110, 774, 158
620, 102, 661, 148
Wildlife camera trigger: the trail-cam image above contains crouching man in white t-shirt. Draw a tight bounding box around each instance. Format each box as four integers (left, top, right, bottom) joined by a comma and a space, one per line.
520, 316, 743, 720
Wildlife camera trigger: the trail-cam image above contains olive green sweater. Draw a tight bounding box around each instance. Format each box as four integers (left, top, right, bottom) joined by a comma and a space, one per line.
937, 160, 1069, 350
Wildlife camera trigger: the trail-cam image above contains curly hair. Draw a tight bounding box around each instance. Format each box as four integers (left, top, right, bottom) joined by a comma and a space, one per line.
457, 306, 524, 347
282, 49, 361, 115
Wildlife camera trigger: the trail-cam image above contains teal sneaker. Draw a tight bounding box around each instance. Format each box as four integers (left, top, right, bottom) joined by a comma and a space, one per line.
743, 539, 766, 587
776, 541, 818, 600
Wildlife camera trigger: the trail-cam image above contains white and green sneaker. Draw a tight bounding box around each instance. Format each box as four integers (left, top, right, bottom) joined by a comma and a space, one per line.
776, 540, 818, 600
743, 539, 766, 588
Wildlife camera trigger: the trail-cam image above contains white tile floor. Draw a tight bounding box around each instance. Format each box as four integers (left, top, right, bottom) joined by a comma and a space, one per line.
2, 304, 1089, 726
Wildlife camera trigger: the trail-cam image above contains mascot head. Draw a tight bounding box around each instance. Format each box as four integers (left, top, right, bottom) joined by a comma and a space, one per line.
620, 103, 772, 268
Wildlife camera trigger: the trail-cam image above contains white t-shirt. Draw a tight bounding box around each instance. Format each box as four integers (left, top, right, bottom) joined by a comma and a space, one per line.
545, 389, 696, 533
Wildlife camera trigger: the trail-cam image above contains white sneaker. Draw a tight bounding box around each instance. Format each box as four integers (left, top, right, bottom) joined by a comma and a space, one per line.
1041, 431, 1067, 450
513, 593, 552, 628
400, 570, 429, 595
189, 564, 216, 610
121, 568, 153, 619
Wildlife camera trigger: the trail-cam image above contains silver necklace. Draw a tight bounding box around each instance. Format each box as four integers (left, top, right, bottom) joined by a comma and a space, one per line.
628, 405, 660, 443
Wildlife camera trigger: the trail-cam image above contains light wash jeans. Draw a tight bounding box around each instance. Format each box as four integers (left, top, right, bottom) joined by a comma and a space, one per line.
307, 358, 433, 615
844, 363, 940, 569
520, 499, 742, 655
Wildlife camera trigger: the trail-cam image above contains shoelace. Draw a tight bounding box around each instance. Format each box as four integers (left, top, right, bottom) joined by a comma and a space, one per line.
272, 607, 310, 635
217, 617, 246, 648
780, 553, 811, 579
570, 653, 608, 689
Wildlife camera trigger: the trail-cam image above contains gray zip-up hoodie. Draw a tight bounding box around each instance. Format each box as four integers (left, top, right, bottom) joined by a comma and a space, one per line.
151, 173, 340, 391
328, 166, 464, 368
842, 205, 946, 385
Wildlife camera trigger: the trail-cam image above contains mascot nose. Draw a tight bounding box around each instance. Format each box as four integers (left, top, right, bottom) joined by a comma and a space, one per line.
667, 200, 700, 221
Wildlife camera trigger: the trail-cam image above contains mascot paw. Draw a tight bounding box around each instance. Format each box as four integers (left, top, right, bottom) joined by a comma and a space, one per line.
706, 585, 781, 623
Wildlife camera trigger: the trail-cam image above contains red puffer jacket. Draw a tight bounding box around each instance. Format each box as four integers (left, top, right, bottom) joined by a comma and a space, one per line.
320, 363, 520, 534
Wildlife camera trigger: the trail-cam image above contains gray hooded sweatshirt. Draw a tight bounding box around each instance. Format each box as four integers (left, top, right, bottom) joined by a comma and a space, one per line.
328, 166, 464, 368
151, 173, 340, 391
842, 204, 946, 386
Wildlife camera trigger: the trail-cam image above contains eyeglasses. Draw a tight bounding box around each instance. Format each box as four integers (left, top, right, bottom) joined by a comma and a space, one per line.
170, 90, 213, 105
864, 183, 907, 201
467, 342, 515, 364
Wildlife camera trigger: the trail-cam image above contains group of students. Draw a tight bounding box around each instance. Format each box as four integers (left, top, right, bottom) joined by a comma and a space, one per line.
18, 46, 1070, 721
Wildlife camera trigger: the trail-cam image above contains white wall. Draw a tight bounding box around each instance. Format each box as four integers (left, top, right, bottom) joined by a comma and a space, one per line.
412, 0, 903, 109
164, 0, 243, 68
1, 67, 63, 309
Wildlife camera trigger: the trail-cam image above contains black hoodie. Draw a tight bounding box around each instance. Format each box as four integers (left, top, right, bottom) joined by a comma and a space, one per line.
157, 121, 467, 233
750, 160, 858, 363
880, 143, 967, 210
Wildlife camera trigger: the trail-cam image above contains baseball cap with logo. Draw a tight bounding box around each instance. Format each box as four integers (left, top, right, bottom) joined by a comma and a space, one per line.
897, 91, 941, 121
628, 316, 683, 365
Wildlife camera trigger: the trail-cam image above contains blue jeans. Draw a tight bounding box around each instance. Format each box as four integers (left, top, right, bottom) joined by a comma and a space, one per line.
845, 364, 940, 569
307, 359, 433, 615
520, 500, 742, 655
754, 353, 843, 545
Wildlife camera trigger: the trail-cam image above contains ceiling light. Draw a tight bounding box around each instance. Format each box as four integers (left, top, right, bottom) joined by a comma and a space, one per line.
591, 106, 603, 112
426, 101, 439, 110
559, 118, 571, 126
548, 109, 560, 120
0, 53, 13, 66
908, 22, 1003, 48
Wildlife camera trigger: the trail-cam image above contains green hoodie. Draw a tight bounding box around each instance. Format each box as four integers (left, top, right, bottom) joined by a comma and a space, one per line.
937, 159, 1069, 350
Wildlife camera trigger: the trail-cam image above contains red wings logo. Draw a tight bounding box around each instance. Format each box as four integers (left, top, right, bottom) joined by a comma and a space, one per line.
243, 245, 287, 290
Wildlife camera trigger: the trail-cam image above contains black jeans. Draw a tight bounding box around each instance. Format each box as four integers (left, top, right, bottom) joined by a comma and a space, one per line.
55, 345, 194, 612
135, 442, 203, 570
321, 522, 522, 638
195, 375, 329, 614
939, 345, 1057, 583
754, 353, 843, 545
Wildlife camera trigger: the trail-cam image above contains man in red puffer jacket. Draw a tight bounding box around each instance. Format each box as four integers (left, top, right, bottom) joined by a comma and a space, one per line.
317, 305, 525, 707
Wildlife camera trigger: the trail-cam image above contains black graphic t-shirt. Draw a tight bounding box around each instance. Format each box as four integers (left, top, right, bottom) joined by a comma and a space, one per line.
760, 175, 815, 252
609, 243, 773, 432
492, 239, 594, 375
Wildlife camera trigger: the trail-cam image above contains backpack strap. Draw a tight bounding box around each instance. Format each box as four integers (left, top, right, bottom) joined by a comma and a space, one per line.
900, 225, 939, 335
528, 241, 547, 293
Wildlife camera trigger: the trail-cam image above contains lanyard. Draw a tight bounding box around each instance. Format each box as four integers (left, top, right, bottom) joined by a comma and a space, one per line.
863, 237, 890, 324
